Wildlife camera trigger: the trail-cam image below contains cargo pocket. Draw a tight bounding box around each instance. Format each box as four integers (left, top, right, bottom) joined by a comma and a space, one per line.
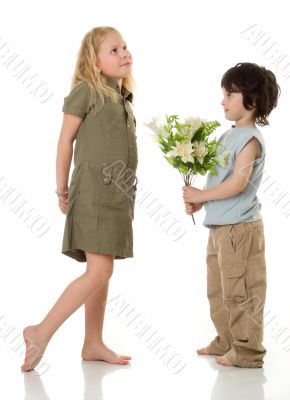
249, 224, 265, 256
222, 263, 248, 303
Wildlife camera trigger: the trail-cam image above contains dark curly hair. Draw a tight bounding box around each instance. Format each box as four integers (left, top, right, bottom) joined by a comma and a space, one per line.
221, 62, 281, 126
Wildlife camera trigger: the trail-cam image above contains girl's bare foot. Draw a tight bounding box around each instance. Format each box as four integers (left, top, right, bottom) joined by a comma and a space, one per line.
215, 355, 234, 366
82, 342, 131, 365
197, 347, 210, 355
21, 325, 49, 372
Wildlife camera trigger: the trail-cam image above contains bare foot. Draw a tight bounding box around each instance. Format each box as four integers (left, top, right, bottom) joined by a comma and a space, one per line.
82, 342, 131, 365
215, 356, 234, 366
197, 347, 210, 355
21, 325, 48, 372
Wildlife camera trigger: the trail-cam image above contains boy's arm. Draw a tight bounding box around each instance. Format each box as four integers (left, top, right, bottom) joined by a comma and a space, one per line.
183, 137, 261, 204
202, 137, 261, 201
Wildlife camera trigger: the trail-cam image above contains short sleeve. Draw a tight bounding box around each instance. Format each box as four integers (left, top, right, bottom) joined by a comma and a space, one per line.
62, 81, 92, 118
234, 133, 265, 161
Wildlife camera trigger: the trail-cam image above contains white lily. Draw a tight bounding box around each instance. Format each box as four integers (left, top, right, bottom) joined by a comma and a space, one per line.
144, 118, 170, 138
167, 141, 194, 163
185, 117, 205, 139
193, 141, 208, 164
157, 126, 170, 138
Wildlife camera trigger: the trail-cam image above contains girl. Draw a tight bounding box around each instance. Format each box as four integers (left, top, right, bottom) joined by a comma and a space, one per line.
21, 26, 138, 372
183, 62, 280, 368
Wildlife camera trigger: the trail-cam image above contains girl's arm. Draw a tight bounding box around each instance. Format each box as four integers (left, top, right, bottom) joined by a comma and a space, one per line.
183, 137, 261, 204
56, 114, 83, 192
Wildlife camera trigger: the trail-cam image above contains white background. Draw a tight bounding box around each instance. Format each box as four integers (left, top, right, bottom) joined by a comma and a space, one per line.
0, 0, 290, 399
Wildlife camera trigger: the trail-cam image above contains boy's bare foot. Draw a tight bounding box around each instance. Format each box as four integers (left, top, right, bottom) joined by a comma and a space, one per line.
82, 342, 131, 365
21, 325, 49, 372
215, 356, 234, 366
197, 347, 210, 355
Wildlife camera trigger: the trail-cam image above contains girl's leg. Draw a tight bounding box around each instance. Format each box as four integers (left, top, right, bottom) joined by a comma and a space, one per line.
81, 252, 131, 364
21, 253, 114, 372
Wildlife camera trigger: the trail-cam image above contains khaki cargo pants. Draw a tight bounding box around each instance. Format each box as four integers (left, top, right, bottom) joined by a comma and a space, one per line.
205, 219, 267, 368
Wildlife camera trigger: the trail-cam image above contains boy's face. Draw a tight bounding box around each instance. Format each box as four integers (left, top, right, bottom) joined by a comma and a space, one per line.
96, 31, 133, 84
221, 88, 255, 127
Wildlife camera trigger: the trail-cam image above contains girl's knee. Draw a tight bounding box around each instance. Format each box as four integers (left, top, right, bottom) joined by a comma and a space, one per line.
85, 252, 114, 283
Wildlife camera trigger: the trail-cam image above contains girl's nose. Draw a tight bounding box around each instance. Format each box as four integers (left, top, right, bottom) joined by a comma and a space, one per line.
121, 48, 129, 58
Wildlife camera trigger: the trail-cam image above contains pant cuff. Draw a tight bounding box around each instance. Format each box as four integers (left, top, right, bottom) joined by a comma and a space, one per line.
224, 349, 264, 368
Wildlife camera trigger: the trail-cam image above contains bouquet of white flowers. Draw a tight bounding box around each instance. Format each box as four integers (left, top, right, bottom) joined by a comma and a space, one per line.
148, 115, 229, 224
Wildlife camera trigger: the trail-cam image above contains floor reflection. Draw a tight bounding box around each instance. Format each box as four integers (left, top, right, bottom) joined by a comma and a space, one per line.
23, 371, 50, 400
23, 361, 131, 400
200, 356, 267, 400
82, 360, 131, 400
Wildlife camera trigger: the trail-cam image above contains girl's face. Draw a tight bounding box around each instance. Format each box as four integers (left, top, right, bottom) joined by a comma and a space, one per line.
221, 88, 255, 127
96, 31, 132, 84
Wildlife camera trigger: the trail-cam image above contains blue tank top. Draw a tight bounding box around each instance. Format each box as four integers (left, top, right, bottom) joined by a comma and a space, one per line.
203, 126, 265, 228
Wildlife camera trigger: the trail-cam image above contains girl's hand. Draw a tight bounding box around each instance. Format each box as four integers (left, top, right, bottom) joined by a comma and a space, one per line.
182, 186, 204, 203
185, 202, 204, 215
58, 194, 69, 214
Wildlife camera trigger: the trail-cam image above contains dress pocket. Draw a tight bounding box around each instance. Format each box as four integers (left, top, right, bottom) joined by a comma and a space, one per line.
70, 162, 114, 213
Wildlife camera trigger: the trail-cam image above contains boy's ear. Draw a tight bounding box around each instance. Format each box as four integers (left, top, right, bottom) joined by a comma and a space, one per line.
252, 95, 256, 107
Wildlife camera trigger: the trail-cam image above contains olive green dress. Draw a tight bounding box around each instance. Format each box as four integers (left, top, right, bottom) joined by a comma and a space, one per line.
61, 78, 138, 262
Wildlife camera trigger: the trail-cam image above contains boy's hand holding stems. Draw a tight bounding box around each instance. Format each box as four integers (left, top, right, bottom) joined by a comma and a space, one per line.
182, 138, 259, 217
183, 186, 204, 216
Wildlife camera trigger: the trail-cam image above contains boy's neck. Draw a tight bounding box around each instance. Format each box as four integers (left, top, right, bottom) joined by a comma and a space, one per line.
233, 120, 256, 129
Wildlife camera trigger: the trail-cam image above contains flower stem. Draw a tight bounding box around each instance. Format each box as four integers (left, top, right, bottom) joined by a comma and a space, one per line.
184, 173, 196, 226
191, 213, 196, 225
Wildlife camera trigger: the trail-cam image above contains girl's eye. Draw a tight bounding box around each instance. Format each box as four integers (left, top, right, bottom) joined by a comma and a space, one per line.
123, 45, 127, 51
111, 48, 118, 54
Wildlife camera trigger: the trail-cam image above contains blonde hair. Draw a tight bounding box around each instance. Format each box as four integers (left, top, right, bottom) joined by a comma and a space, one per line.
70, 26, 134, 110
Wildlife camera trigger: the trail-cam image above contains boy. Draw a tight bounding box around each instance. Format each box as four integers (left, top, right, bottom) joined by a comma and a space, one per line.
183, 62, 280, 367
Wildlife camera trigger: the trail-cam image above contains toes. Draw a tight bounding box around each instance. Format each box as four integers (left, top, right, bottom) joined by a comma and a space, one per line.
119, 357, 130, 364
21, 363, 32, 372
121, 355, 131, 360
215, 356, 232, 366
197, 348, 208, 355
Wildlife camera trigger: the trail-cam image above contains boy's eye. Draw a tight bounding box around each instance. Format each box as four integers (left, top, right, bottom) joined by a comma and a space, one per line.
123, 45, 127, 50
111, 48, 118, 54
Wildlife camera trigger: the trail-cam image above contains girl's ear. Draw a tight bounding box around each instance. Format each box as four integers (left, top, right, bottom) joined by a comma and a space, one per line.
95, 63, 101, 73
